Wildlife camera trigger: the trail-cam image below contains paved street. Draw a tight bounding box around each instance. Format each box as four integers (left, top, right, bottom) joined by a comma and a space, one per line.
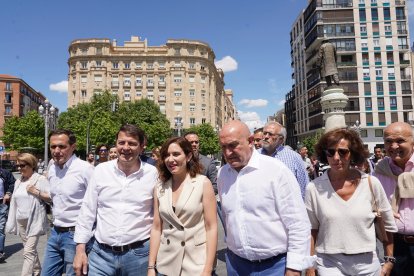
1, 216, 228, 275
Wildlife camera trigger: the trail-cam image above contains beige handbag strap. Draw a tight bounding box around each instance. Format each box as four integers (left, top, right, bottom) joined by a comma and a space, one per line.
368, 176, 380, 213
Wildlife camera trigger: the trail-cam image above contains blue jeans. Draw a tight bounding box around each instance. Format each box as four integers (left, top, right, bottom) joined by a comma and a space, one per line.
391, 238, 414, 276
41, 227, 84, 276
0, 203, 8, 253
88, 239, 150, 275
226, 249, 287, 276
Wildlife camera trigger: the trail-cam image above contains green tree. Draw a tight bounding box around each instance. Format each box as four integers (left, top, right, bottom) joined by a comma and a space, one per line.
185, 123, 220, 155
300, 130, 323, 157
58, 92, 172, 154
1, 110, 45, 152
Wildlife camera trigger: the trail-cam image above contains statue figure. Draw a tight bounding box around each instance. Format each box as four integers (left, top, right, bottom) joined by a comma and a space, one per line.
317, 39, 340, 87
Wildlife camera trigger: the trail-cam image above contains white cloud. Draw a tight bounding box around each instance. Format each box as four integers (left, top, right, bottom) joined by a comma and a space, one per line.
278, 99, 286, 106
49, 80, 68, 93
215, 56, 238, 72
408, 0, 414, 16
238, 111, 265, 131
238, 99, 268, 108
268, 78, 278, 93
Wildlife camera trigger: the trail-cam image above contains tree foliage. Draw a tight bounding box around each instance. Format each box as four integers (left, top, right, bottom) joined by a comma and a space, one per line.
300, 130, 323, 157
1, 110, 45, 152
185, 123, 220, 155
57, 91, 172, 155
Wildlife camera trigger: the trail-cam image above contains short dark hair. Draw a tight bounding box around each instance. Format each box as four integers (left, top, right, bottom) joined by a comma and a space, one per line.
315, 128, 368, 165
184, 131, 198, 138
49, 129, 76, 145
374, 146, 383, 151
96, 144, 108, 155
158, 137, 202, 182
116, 124, 145, 145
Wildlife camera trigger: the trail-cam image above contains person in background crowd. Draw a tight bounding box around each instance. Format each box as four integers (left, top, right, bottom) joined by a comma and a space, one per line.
260, 121, 309, 199
140, 134, 156, 166
253, 128, 263, 150
370, 146, 384, 169
0, 163, 16, 262
151, 146, 161, 162
41, 129, 94, 276
74, 124, 158, 276
184, 132, 218, 194
148, 137, 217, 276
310, 154, 320, 178
37, 159, 45, 175
218, 120, 314, 275
299, 146, 315, 180
373, 122, 414, 275
86, 152, 95, 165
6, 153, 50, 276
94, 144, 108, 166
108, 145, 118, 161
305, 128, 396, 276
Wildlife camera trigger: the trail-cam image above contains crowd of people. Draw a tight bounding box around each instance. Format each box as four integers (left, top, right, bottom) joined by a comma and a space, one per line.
0, 120, 413, 275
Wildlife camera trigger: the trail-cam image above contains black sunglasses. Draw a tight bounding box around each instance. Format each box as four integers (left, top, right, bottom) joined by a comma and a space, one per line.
324, 148, 350, 158
16, 163, 28, 169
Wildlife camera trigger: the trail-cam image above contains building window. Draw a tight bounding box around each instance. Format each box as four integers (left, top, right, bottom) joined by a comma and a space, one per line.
136, 90, 142, 97
174, 48, 180, 55
147, 63, 153, 69
189, 89, 195, 97
359, 9, 366, 21
373, 38, 380, 47
94, 75, 102, 82
201, 91, 206, 100
188, 49, 194, 55
361, 38, 368, 48
124, 76, 131, 86
5, 82, 11, 91
200, 64, 205, 71
174, 103, 182, 111
136, 62, 142, 69
81, 61, 88, 69
374, 129, 383, 137
174, 61, 181, 67
125, 62, 130, 69
375, 68, 382, 78
147, 76, 154, 87
5, 106, 12, 115
158, 61, 165, 68
387, 67, 395, 78
376, 82, 383, 93
202, 118, 206, 124
366, 113, 373, 125
362, 53, 369, 63
159, 104, 165, 114
96, 61, 102, 67
363, 68, 370, 78
384, 24, 391, 32
124, 90, 130, 101
113, 62, 119, 69
365, 98, 372, 108
190, 103, 195, 112
147, 90, 154, 100
174, 89, 182, 97
201, 104, 206, 111
378, 97, 384, 109
201, 76, 206, 84
360, 24, 367, 33
96, 47, 102, 55
174, 75, 182, 83
371, 8, 378, 20
390, 96, 397, 108
190, 118, 195, 125
189, 75, 195, 83
374, 53, 381, 63
81, 90, 87, 98
81, 75, 87, 83
136, 76, 142, 85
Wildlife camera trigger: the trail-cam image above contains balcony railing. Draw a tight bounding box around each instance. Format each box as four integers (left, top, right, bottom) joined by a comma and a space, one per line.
403, 104, 413, 109
395, 0, 406, 5
111, 81, 119, 87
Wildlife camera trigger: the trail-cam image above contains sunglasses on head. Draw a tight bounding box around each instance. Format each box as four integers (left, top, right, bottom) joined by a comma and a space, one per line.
324, 148, 350, 158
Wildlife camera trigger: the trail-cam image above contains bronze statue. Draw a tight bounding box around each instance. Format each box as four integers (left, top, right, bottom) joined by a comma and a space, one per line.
317, 39, 339, 87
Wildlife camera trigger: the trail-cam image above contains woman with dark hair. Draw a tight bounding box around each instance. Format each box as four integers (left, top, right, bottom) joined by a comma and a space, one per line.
148, 137, 217, 276
94, 144, 108, 166
305, 128, 397, 276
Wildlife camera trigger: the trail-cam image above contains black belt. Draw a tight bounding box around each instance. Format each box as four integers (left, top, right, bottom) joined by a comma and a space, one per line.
394, 233, 414, 244
228, 249, 286, 263
54, 226, 75, 232
98, 238, 150, 253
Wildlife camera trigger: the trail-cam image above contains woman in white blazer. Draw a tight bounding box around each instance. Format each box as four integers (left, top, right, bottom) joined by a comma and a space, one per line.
148, 137, 217, 276
6, 153, 50, 276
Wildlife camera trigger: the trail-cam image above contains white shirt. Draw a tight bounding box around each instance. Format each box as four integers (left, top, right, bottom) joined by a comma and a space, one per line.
218, 150, 315, 270
14, 179, 30, 219
48, 155, 94, 227
74, 159, 159, 246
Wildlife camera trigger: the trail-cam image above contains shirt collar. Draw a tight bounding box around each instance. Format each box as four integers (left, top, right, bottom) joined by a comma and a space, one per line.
226, 148, 260, 173
260, 144, 284, 157
114, 158, 144, 176
388, 153, 414, 175
56, 154, 76, 170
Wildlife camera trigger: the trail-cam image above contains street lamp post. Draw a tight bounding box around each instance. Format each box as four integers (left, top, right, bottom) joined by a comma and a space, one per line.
175, 114, 183, 137
38, 99, 55, 166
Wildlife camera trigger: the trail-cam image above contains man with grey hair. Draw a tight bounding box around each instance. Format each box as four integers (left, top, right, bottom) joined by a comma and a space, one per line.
260, 121, 309, 198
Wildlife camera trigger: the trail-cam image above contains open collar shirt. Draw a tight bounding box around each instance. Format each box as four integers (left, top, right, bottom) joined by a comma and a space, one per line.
74, 159, 159, 246
374, 154, 414, 234
218, 150, 314, 271
48, 155, 94, 227
259, 145, 309, 199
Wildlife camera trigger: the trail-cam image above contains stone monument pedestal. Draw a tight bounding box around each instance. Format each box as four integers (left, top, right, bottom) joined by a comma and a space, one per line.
320, 86, 349, 133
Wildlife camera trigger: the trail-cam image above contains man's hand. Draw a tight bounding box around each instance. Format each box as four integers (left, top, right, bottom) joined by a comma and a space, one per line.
305, 268, 317, 276
73, 244, 88, 276
285, 268, 301, 276
26, 185, 39, 197
2, 193, 11, 204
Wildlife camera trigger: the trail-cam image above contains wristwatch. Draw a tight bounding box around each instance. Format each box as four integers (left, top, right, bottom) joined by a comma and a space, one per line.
384, 256, 396, 264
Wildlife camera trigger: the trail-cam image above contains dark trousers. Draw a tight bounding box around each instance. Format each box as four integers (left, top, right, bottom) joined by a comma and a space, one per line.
391, 238, 414, 275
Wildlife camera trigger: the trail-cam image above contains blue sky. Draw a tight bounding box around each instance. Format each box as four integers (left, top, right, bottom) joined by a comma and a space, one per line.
1, 0, 413, 130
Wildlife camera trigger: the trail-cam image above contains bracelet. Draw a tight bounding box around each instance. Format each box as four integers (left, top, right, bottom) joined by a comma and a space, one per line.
384, 256, 396, 264
36, 189, 41, 198
148, 264, 156, 270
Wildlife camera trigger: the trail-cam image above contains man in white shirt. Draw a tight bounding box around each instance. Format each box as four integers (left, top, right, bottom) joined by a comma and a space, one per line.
41, 129, 94, 276
217, 120, 314, 276
73, 124, 159, 276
